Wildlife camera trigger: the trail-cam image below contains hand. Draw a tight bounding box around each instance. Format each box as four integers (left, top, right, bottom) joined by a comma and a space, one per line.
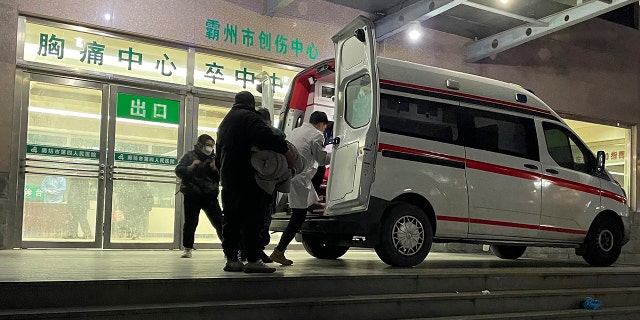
285, 150, 295, 169
191, 160, 201, 167
209, 160, 217, 170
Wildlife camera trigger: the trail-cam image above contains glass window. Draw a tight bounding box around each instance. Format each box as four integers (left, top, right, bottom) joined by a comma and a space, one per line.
194, 101, 231, 244
380, 94, 459, 143
198, 102, 232, 137
345, 74, 372, 128
543, 122, 595, 174
564, 119, 631, 196
111, 93, 180, 243
463, 109, 538, 160
22, 82, 102, 242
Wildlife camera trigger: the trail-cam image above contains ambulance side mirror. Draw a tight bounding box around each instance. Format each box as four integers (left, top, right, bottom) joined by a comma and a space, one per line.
595, 151, 605, 174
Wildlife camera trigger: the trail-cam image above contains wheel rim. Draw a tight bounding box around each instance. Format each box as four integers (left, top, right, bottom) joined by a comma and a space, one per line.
597, 229, 614, 252
392, 215, 425, 256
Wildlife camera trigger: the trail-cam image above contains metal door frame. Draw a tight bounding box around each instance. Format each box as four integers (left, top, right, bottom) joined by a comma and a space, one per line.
189, 95, 234, 249
15, 71, 109, 248
104, 85, 185, 249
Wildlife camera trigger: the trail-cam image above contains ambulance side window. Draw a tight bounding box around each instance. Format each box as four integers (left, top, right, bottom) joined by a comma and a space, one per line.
543, 122, 595, 174
462, 109, 538, 161
379, 94, 459, 143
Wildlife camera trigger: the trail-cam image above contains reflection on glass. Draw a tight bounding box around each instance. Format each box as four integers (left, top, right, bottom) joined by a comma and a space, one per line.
22, 82, 101, 242
110, 97, 179, 244
345, 74, 372, 128
22, 175, 97, 241
195, 101, 232, 243
111, 181, 154, 240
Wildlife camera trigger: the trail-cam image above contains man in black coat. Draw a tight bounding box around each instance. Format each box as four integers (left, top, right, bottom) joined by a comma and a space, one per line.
216, 91, 291, 273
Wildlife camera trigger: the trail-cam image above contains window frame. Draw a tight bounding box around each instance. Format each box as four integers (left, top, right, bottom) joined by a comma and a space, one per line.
542, 121, 597, 175
461, 108, 539, 161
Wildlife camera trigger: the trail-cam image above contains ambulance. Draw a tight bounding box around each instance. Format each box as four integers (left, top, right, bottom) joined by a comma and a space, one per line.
270, 16, 631, 267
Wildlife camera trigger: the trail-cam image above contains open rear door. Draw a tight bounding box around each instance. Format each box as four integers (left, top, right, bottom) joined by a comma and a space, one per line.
325, 16, 379, 216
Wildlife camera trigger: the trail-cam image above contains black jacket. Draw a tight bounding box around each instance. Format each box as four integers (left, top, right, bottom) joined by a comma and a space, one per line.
216, 104, 288, 189
175, 148, 220, 196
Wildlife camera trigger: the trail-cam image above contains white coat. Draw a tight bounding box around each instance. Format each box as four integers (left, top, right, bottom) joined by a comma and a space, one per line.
287, 123, 331, 209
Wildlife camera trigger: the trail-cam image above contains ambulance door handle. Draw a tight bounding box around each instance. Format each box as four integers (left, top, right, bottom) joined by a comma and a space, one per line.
524, 164, 538, 170
546, 169, 559, 175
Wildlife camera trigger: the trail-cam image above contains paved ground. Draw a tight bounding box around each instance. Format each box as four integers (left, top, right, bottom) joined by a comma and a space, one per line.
2, 248, 638, 282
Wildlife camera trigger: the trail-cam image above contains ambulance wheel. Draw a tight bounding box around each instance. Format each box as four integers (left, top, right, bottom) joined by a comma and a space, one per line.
582, 216, 622, 267
490, 245, 526, 259
375, 202, 432, 267
301, 235, 350, 260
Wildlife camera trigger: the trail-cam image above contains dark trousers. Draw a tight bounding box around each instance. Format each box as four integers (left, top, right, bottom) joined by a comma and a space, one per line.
276, 208, 307, 252
68, 208, 91, 237
222, 185, 269, 263
182, 193, 223, 249
259, 193, 277, 249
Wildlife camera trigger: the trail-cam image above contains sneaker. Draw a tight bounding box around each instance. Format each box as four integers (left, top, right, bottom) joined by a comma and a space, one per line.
307, 203, 325, 213
223, 259, 245, 272
244, 260, 276, 273
270, 249, 293, 265
260, 251, 273, 263
180, 248, 193, 258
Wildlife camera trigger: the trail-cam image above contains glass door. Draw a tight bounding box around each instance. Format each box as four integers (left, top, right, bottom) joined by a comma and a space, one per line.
104, 86, 184, 248
19, 74, 107, 247
190, 97, 231, 247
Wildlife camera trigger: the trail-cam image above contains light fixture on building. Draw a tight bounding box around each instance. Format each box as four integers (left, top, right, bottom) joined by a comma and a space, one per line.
407, 21, 421, 41
104, 13, 111, 21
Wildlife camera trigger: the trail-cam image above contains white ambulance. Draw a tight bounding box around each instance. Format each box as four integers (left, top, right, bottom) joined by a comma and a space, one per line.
271, 16, 631, 267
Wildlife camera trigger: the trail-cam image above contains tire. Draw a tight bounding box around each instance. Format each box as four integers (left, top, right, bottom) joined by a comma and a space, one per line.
375, 202, 433, 267
582, 216, 622, 267
490, 245, 527, 259
301, 234, 350, 260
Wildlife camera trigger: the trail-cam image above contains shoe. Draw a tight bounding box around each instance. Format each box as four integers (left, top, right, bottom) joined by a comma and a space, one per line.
243, 260, 276, 273
260, 251, 273, 263
307, 203, 325, 213
180, 248, 193, 258
270, 249, 293, 265
223, 259, 245, 272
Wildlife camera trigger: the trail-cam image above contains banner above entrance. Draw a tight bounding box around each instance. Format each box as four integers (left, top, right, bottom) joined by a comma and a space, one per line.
20, 18, 305, 103
23, 22, 188, 85
194, 52, 299, 101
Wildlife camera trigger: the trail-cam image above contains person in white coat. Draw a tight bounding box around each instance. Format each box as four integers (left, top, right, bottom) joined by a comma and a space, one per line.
270, 111, 331, 265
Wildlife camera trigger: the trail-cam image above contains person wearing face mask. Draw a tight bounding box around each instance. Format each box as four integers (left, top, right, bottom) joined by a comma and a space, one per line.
175, 134, 223, 258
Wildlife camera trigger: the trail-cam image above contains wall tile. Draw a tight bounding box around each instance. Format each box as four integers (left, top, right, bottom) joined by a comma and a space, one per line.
18, 0, 114, 28
0, 3, 18, 64
111, 0, 196, 44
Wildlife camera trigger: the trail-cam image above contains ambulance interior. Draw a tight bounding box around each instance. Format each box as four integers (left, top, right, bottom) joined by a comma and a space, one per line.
279, 61, 336, 212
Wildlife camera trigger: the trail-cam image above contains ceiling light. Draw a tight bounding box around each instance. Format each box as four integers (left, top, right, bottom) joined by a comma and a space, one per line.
104, 13, 111, 21
500, 0, 508, 4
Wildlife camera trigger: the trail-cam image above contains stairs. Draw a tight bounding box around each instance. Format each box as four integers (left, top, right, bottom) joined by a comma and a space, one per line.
2, 267, 640, 319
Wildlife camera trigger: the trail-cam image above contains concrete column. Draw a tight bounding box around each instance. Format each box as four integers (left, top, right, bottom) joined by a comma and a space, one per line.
0, 0, 18, 249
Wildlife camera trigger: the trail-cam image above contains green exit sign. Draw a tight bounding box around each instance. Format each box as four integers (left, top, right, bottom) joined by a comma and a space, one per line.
116, 93, 179, 124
